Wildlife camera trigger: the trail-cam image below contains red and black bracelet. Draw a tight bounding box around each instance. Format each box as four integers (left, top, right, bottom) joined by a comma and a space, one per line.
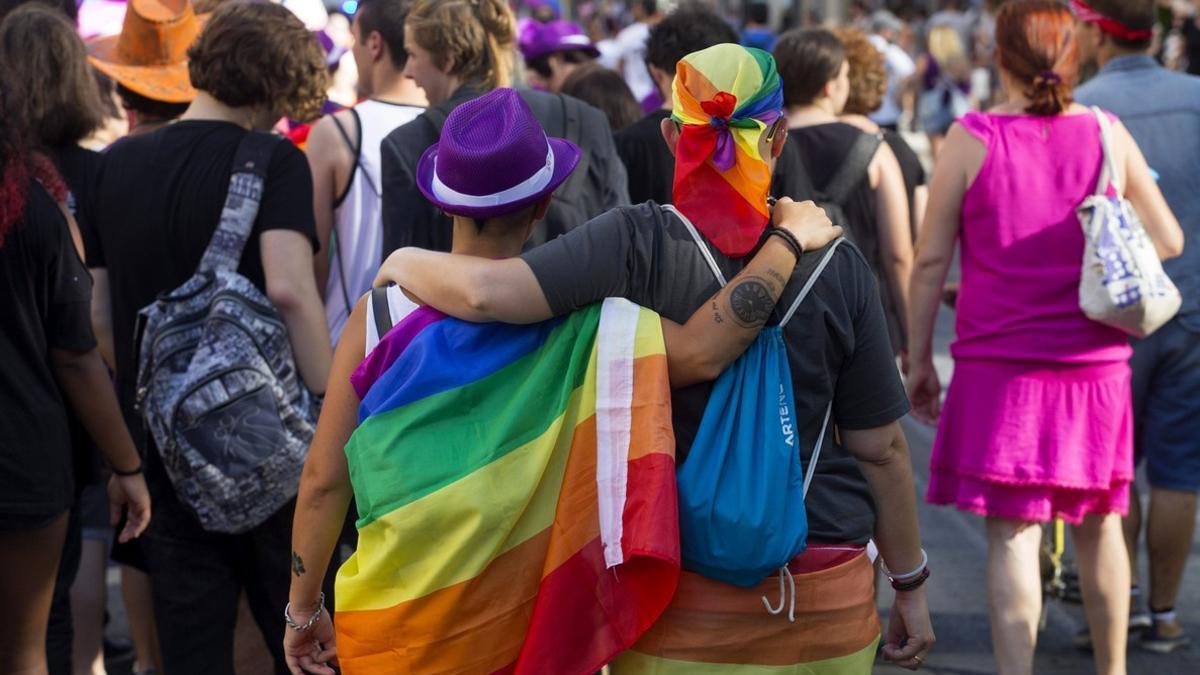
890, 567, 931, 592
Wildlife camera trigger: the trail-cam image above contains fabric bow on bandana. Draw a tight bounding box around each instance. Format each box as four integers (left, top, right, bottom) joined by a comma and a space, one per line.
672, 44, 783, 258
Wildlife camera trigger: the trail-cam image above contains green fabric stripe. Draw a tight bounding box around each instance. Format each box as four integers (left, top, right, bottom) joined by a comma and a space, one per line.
344, 306, 602, 528
737, 48, 781, 112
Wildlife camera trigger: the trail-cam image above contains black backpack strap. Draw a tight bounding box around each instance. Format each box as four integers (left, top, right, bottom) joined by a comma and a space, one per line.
371, 286, 394, 338
331, 109, 378, 197
822, 132, 883, 206
198, 131, 281, 273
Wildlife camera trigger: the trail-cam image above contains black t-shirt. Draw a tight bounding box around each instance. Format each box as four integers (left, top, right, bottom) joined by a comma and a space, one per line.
53, 144, 107, 488
83, 121, 318, 423
615, 110, 674, 206
522, 203, 910, 544
789, 122, 905, 353
0, 180, 96, 516
884, 130, 926, 239
1186, 19, 1200, 77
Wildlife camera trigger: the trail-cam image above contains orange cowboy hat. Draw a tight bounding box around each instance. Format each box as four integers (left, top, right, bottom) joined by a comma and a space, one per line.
87, 0, 205, 104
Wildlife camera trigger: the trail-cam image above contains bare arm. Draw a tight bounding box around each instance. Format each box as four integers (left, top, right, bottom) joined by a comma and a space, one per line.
90, 268, 116, 369
261, 229, 332, 394
907, 124, 976, 423
870, 143, 914, 344
50, 347, 150, 541
306, 114, 356, 292
1113, 120, 1183, 260
841, 421, 934, 669
284, 296, 363, 675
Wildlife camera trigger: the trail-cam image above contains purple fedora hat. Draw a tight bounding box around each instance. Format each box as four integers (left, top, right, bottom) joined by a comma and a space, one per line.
519, 19, 601, 62
416, 88, 581, 219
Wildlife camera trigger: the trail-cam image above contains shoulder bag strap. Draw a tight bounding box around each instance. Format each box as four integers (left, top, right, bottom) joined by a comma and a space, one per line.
823, 132, 883, 206
331, 109, 379, 197
660, 204, 728, 286
1091, 106, 1119, 198
777, 237, 845, 498
371, 286, 394, 338
198, 131, 280, 273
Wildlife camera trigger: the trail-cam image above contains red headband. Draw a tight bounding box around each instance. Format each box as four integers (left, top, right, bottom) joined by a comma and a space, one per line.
1070, 0, 1154, 42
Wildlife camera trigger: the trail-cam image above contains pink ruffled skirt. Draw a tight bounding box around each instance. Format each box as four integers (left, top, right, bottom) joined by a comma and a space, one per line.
927, 359, 1133, 524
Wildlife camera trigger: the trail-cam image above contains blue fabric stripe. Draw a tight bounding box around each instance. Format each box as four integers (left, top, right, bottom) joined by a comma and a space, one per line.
359, 316, 567, 422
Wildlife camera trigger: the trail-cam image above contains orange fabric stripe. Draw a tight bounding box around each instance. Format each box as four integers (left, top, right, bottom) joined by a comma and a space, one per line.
624, 552, 880, 665
627, 353, 675, 462
336, 528, 550, 674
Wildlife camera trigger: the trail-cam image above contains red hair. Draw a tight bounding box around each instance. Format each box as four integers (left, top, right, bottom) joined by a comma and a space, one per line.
995, 0, 1078, 116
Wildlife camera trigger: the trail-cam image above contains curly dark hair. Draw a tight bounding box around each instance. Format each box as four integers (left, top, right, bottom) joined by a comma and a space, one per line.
561, 63, 643, 132
188, 2, 328, 122
833, 26, 887, 116
0, 4, 104, 147
645, 6, 739, 76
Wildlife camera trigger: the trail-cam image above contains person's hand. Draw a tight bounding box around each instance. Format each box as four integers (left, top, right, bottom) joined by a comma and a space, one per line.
882, 585, 935, 669
771, 197, 842, 254
108, 473, 151, 543
906, 358, 942, 425
284, 603, 337, 675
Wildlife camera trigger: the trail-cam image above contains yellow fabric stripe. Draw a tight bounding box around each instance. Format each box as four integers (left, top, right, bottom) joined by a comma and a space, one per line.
609, 636, 880, 675
336, 341, 601, 612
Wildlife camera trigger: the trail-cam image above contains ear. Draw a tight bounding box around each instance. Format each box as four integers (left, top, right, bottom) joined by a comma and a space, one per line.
533, 196, 553, 220
368, 30, 384, 63
660, 117, 680, 157
822, 78, 837, 101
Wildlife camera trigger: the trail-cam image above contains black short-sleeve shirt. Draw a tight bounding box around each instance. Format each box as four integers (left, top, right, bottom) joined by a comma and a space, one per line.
83, 120, 318, 421
0, 180, 96, 516
523, 203, 910, 543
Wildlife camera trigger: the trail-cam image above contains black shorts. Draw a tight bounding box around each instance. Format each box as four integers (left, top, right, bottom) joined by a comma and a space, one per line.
0, 508, 68, 533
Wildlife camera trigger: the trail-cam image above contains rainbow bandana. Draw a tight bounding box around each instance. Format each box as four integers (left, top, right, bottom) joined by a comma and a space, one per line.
672, 44, 784, 258
336, 299, 680, 675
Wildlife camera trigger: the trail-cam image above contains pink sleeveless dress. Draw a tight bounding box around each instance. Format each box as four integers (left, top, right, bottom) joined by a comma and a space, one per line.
927, 111, 1134, 524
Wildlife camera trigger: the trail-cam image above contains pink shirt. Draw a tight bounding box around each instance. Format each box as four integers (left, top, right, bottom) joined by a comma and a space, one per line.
951, 111, 1131, 364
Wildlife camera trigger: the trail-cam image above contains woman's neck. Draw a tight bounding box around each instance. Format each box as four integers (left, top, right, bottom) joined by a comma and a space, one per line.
180, 91, 269, 130
786, 101, 838, 128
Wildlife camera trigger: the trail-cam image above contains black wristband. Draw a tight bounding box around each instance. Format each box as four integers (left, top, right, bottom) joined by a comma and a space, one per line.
767, 227, 804, 260
891, 567, 931, 592
112, 464, 143, 477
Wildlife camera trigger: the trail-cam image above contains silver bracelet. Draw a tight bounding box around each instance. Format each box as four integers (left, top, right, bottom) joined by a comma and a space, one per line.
284, 592, 325, 632
880, 549, 929, 581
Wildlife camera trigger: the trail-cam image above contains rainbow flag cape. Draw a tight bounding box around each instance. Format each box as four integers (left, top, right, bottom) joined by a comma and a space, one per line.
336, 298, 680, 675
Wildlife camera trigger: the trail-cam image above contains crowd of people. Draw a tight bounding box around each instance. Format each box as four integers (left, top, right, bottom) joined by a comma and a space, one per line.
0, 1, 1196, 675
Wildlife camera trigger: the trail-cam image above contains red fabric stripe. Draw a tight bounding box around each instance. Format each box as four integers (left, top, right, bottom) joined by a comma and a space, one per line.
672, 158, 768, 258
516, 452, 680, 675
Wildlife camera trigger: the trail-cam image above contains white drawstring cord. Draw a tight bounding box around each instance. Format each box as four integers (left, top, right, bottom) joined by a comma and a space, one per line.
761, 565, 796, 622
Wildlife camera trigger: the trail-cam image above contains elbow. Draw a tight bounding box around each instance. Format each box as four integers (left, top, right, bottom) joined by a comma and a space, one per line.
266, 278, 305, 313
1161, 232, 1185, 261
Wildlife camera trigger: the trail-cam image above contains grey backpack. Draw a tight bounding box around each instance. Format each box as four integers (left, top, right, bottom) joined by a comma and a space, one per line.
135, 132, 316, 533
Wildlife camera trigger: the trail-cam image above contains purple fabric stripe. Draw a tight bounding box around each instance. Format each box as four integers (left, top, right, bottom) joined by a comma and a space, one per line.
350, 305, 447, 399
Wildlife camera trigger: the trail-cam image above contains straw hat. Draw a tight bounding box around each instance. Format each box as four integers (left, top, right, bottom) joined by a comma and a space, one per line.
87, 0, 204, 104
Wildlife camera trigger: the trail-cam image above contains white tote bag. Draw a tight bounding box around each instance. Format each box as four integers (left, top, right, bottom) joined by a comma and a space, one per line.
1077, 107, 1180, 338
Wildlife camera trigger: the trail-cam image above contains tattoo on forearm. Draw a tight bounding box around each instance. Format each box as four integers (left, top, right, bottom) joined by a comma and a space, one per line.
291, 551, 306, 577
712, 300, 724, 324
766, 268, 789, 289
728, 277, 775, 328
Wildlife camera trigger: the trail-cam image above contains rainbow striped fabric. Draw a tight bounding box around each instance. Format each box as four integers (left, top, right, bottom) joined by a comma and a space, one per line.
337, 298, 680, 675
611, 552, 881, 674
671, 44, 783, 258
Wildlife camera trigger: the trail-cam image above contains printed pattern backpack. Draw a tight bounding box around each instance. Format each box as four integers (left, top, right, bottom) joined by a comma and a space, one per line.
135, 132, 317, 533
1077, 107, 1180, 338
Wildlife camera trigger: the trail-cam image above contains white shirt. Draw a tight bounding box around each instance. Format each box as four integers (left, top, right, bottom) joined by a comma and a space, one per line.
614, 22, 654, 104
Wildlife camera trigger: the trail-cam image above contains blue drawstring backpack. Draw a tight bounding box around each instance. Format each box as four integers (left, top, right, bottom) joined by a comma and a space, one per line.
666, 205, 841, 592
